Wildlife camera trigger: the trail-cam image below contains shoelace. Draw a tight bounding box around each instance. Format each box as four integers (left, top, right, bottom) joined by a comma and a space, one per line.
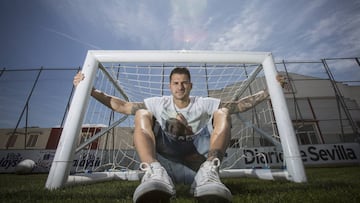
140, 162, 165, 182
140, 162, 154, 181
203, 158, 221, 183
140, 162, 151, 171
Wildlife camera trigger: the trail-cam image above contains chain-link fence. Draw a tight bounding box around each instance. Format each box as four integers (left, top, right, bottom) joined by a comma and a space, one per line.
0, 57, 359, 149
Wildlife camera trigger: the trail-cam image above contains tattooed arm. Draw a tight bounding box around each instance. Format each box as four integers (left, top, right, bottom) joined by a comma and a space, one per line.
91, 89, 146, 115
73, 72, 146, 115
219, 90, 269, 114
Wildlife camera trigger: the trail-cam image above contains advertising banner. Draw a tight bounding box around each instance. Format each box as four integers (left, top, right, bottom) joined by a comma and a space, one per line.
1, 143, 359, 173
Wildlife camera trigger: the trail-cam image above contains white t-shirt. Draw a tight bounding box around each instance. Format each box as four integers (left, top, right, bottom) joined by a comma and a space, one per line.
144, 96, 220, 135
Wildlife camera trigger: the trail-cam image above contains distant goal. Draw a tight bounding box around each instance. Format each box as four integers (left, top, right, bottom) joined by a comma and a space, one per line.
46, 50, 307, 189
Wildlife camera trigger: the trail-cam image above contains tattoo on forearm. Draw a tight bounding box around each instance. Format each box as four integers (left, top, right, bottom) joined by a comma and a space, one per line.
207, 149, 225, 161
219, 102, 238, 114
130, 102, 146, 115
220, 90, 269, 114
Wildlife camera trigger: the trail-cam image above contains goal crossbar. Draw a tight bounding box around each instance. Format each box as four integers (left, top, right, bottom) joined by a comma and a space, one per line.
45, 50, 307, 190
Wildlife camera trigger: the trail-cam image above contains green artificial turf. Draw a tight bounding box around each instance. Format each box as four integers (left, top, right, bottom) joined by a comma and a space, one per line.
1, 166, 359, 202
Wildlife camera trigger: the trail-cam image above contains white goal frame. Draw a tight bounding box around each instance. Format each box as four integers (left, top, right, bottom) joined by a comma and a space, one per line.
46, 50, 307, 189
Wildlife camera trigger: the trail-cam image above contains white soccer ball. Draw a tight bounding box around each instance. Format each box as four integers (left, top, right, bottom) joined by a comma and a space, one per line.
15, 159, 36, 174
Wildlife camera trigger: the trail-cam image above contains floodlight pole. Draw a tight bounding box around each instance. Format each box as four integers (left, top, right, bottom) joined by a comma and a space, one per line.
45, 52, 98, 189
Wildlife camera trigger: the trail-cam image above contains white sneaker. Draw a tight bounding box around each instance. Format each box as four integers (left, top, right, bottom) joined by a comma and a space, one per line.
133, 162, 176, 203
191, 158, 232, 202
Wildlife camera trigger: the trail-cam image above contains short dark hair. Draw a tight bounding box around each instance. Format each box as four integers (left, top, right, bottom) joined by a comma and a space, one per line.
170, 67, 191, 82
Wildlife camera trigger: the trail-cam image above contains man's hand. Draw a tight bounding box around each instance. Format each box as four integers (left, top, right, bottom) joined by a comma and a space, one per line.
165, 116, 193, 137
276, 74, 288, 88
73, 72, 85, 87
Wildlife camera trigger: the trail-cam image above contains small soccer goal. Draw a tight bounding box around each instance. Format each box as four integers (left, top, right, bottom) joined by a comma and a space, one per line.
45, 50, 307, 189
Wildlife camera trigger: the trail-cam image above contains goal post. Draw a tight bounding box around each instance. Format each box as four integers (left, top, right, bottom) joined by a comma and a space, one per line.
45, 50, 306, 190
262, 56, 306, 182
45, 53, 99, 189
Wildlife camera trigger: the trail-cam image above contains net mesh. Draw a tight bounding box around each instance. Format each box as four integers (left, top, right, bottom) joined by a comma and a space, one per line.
73, 63, 280, 173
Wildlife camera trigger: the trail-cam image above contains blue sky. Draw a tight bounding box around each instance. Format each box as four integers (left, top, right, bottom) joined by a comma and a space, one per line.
1, 0, 359, 68
0, 0, 360, 128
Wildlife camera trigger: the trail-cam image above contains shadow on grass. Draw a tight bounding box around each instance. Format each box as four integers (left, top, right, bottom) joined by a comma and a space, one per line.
221, 167, 360, 202
1, 167, 360, 202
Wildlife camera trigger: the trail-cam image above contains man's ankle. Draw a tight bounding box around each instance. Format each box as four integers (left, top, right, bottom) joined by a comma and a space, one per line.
207, 149, 224, 161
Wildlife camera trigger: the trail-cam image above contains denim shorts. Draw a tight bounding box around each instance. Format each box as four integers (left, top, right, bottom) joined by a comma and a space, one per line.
156, 153, 196, 184
154, 122, 212, 184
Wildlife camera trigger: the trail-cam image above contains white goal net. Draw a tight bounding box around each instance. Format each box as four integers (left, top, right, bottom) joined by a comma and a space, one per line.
46, 50, 306, 189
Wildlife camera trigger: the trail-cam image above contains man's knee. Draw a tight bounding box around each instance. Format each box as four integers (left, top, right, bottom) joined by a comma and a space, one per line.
214, 108, 231, 123
213, 108, 232, 133
134, 109, 154, 127
135, 109, 152, 119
